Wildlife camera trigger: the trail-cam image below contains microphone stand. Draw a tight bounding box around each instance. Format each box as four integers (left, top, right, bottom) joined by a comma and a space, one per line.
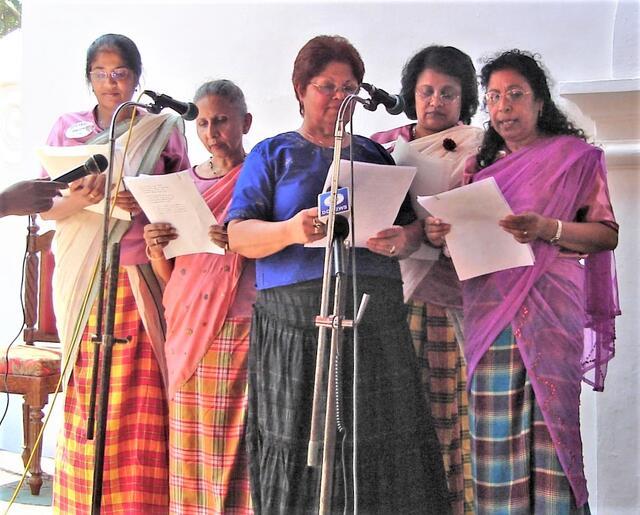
307, 94, 371, 515
86, 98, 158, 514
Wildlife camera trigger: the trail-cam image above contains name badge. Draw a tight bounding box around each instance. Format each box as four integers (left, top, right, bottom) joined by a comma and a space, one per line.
65, 121, 95, 139
318, 187, 350, 217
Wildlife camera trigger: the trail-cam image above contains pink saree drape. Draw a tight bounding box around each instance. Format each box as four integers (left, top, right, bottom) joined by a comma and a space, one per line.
163, 165, 246, 399
463, 135, 619, 506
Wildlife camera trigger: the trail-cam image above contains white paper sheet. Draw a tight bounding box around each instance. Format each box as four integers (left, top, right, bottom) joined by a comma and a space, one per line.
307, 159, 416, 248
124, 171, 224, 259
392, 136, 450, 262
417, 177, 535, 280
392, 137, 450, 219
36, 144, 131, 221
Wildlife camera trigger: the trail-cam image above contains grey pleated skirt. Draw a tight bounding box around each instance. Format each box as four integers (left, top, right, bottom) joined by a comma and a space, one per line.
246, 276, 450, 514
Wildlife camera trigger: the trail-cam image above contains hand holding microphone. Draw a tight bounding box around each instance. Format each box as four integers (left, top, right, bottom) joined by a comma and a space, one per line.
53, 154, 108, 184
0, 179, 66, 217
50, 153, 109, 204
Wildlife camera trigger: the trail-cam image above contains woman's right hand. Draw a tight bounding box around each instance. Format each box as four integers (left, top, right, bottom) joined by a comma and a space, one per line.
424, 216, 451, 247
143, 223, 178, 257
288, 207, 326, 244
228, 207, 326, 259
68, 172, 107, 205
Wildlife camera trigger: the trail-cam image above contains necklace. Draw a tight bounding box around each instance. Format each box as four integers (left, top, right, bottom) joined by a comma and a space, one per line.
206, 157, 229, 178
298, 128, 352, 149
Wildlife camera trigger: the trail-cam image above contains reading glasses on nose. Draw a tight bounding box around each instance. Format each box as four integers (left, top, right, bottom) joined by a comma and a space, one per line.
485, 88, 531, 106
310, 82, 360, 97
89, 68, 131, 82
415, 86, 460, 105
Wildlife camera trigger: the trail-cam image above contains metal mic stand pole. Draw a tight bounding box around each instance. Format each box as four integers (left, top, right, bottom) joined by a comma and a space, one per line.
87, 100, 151, 514
90, 242, 121, 515
308, 95, 370, 514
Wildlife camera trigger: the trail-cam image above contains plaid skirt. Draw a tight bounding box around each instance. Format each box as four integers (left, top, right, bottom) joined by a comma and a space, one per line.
53, 268, 169, 514
469, 328, 590, 514
407, 299, 473, 515
247, 277, 450, 515
169, 316, 252, 514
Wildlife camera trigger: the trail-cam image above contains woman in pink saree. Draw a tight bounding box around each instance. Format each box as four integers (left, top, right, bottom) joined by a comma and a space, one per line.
143, 80, 255, 514
426, 50, 619, 514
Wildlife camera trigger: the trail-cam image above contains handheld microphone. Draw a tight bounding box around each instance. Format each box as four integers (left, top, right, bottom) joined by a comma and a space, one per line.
143, 90, 199, 121
53, 154, 109, 184
332, 215, 350, 276
361, 83, 405, 115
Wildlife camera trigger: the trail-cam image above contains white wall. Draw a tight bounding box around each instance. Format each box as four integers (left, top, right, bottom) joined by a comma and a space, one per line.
0, 0, 637, 512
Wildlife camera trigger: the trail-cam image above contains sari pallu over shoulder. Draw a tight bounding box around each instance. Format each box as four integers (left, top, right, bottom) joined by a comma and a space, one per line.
162, 164, 247, 400
462, 135, 620, 506
52, 113, 184, 387
371, 124, 483, 302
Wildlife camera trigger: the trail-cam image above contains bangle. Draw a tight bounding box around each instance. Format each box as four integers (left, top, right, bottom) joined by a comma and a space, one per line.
549, 219, 563, 245
145, 244, 165, 261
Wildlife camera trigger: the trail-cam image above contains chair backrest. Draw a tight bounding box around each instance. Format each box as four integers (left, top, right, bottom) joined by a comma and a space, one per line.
22, 215, 59, 346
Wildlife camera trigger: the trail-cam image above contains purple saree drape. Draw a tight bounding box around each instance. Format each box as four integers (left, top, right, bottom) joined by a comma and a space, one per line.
463, 135, 620, 506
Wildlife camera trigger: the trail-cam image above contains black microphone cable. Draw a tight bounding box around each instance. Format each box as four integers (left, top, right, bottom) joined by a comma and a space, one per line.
0, 219, 32, 429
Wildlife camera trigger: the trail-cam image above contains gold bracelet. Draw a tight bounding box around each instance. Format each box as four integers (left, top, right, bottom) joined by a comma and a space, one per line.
145, 244, 166, 261
549, 219, 563, 245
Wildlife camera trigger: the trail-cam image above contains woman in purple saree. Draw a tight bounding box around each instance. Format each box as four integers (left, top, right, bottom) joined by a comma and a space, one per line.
426, 50, 619, 514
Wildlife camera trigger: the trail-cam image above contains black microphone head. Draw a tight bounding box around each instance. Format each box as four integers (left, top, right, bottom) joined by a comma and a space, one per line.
182, 102, 199, 121
333, 214, 350, 239
86, 154, 108, 173
387, 95, 405, 116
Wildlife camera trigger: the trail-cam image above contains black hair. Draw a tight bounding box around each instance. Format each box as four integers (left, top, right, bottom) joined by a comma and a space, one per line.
400, 45, 478, 124
85, 33, 142, 84
476, 49, 586, 168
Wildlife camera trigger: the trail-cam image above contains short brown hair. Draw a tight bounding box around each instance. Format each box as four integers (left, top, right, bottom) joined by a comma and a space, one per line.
292, 35, 365, 116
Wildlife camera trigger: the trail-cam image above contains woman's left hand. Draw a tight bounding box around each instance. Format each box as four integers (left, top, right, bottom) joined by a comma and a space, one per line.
499, 212, 554, 243
366, 224, 420, 259
114, 190, 142, 216
209, 224, 229, 250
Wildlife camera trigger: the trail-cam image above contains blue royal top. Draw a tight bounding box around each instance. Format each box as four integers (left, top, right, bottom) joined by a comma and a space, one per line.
226, 131, 416, 290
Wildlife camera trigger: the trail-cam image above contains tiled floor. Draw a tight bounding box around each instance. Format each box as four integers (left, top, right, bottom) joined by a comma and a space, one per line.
0, 450, 53, 514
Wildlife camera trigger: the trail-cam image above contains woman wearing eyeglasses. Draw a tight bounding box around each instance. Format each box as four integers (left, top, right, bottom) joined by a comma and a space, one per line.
427, 49, 619, 513
371, 45, 482, 515
40, 34, 189, 513
226, 35, 449, 514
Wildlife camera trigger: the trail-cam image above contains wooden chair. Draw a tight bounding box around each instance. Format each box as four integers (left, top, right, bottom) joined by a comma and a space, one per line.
0, 215, 61, 496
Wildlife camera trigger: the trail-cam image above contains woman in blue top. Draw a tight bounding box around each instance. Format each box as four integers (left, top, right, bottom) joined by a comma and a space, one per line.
227, 35, 449, 514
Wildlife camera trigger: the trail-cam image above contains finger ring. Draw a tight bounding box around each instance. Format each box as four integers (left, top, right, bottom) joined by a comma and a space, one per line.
154, 237, 160, 246
313, 217, 322, 228
313, 226, 319, 234
523, 230, 528, 236
389, 245, 396, 255
224, 242, 229, 251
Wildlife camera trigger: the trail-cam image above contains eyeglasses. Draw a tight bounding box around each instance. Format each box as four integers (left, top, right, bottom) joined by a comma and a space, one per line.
310, 82, 360, 97
89, 68, 131, 82
485, 88, 532, 106
415, 86, 460, 105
